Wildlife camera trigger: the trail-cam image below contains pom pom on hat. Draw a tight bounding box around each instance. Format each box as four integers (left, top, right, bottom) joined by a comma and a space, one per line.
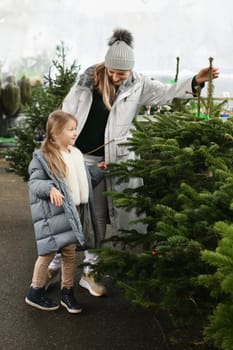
105, 28, 135, 70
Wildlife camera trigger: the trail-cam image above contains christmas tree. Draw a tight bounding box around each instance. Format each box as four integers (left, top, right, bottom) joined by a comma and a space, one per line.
95, 60, 232, 348
7, 42, 80, 180
198, 221, 233, 350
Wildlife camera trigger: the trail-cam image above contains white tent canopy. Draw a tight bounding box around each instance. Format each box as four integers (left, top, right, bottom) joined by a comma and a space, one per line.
0, 0, 232, 97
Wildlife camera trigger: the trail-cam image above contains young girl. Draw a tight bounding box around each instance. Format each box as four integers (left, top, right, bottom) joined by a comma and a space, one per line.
25, 110, 89, 313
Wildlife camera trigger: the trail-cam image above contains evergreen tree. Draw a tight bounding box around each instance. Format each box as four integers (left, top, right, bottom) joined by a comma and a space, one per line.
198, 221, 233, 350
95, 79, 232, 347
7, 42, 80, 180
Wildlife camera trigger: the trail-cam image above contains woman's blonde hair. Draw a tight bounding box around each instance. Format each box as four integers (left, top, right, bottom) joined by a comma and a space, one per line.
41, 110, 77, 179
93, 63, 116, 110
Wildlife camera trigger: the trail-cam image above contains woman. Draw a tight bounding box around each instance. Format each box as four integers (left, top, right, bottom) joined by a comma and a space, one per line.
47, 28, 219, 296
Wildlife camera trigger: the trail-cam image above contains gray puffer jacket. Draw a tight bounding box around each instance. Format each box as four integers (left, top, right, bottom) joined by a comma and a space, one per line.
29, 150, 106, 255
28, 150, 86, 256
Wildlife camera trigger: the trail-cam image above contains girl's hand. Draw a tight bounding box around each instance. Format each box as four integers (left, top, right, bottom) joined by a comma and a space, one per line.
98, 161, 108, 170
50, 187, 64, 207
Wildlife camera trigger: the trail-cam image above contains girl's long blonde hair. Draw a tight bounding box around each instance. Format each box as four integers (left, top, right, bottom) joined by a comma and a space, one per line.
41, 110, 77, 179
93, 63, 117, 110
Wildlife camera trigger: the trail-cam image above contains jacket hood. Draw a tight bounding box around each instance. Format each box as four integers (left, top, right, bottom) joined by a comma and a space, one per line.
77, 65, 136, 93
31, 149, 65, 189
33, 150, 55, 178
77, 66, 96, 89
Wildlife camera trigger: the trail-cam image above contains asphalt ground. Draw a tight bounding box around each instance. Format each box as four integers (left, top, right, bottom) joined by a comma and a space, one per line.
0, 158, 170, 350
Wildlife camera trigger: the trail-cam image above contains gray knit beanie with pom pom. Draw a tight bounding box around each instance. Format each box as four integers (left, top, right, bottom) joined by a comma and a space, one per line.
105, 29, 135, 70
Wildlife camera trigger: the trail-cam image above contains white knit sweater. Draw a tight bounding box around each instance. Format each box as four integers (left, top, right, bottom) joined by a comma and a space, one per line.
61, 146, 89, 205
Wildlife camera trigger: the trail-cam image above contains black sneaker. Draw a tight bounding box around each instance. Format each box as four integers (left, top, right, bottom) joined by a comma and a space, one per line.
61, 288, 82, 314
25, 286, 59, 311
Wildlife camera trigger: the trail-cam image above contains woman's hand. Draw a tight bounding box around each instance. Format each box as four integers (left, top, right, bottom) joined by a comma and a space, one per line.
50, 186, 64, 206
195, 66, 219, 84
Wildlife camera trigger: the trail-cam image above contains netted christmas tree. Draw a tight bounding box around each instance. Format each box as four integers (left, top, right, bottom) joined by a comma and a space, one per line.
7, 42, 80, 180
1, 76, 21, 117
0, 76, 21, 137
18, 75, 32, 106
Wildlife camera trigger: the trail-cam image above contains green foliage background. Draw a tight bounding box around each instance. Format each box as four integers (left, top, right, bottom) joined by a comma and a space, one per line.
7, 43, 80, 180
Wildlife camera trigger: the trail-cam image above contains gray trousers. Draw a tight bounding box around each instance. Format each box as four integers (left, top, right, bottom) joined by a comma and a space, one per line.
83, 155, 108, 272
84, 154, 108, 241
48, 154, 108, 274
